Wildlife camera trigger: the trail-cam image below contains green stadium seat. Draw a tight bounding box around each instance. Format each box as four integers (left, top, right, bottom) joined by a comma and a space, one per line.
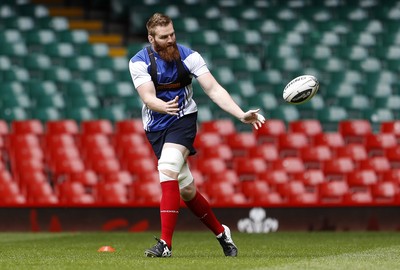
26, 81, 58, 98
63, 80, 97, 97
375, 96, 400, 111
345, 32, 377, 47
97, 56, 127, 71
44, 42, 76, 59
0, 107, 28, 122
3, 16, 35, 31
3, 67, 30, 82
23, 54, 52, 72
97, 105, 126, 121
15, 3, 49, 18
188, 30, 220, 47
0, 56, 11, 72
43, 67, 72, 83
269, 105, 300, 123
64, 56, 95, 72
81, 69, 115, 84
0, 29, 23, 43
247, 92, 278, 112
363, 108, 395, 124
31, 107, 62, 122
78, 43, 109, 57
127, 43, 147, 56
36, 16, 69, 31
317, 106, 348, 130
211, 67, 236, 85
64, 107, 96, 122
338, 95, 371, 118
57, 30, 89, 44
35, 94, 65, 109
0, 43, 28, 58
101, 82, 135, 99
25, 29, 56, 46
1, 94, 31, 108
172, 17, 199, 33
67, 96, 100, 109
334, 45, 369, 60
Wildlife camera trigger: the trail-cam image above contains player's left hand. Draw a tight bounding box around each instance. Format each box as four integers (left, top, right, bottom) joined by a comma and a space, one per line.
241, 109, 266, 130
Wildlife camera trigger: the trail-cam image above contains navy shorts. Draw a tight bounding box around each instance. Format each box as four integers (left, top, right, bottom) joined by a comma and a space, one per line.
146, 112, 198, 159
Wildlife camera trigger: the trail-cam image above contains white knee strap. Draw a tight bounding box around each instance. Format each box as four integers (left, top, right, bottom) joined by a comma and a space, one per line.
158, 148, 185, 182
178, 162, 194, 189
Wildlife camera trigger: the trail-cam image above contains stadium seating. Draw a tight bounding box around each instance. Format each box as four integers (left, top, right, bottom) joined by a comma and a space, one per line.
1, 0, 400, 207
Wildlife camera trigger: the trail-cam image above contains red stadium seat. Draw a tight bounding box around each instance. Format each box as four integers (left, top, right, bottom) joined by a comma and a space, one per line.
258, 169, 289, 185
0, 120, 9, 136
247, 144, 279, 162
11, 120, 44, 135
240, 180, 270, 202
46, 120, 79, 135
200, 119, 236, 138
233, 157, 267, 181
365, 133, 397, 156
371, 181, 398, 203
226, 132, 257, 156
343, 190, 373, 204
346, 170, 378, 191
66, 170, 99, 188
271, 157, 306, 174
58, 181, 95, 204
125, 157, 155, 175
212, 169, 240, 187
335, 144, 368, 161
201, 144, 233, 161
313, 132, 345, 149
380, 121, 400, 140
202, 181, 241, 204
0, 181, 26, 204
278, 132, 310, 157
338, 120, 372, 144
81, 119, 113, 135
378, 169, 400, 183
115, 119, 145, 136
319, 181, 349, 204
78, 134, 110, 149
323, 157, 354, 180
131, 180, 161, 204
288, 119, 323, 138
101, 170, 133, 185
357, 156, 391, 173
197, 158, 228, 180
25, 181, 58, 204
97, 182, 129, 204
385, 146, 400, 166
254, 119, 286, 144
113, 133, 146, 150
194, 132, 223, 149
300, 145, 332, 169
90, 158, 121, 174
291, 169, 325, 187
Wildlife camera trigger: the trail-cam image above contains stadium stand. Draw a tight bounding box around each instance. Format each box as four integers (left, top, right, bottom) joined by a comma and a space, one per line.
0, 0, 399, 207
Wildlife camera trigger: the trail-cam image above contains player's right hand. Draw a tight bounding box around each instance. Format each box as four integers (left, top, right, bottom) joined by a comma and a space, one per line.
165, 96, 179, 115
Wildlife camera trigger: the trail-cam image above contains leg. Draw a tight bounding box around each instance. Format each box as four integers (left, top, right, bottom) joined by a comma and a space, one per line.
145, 144, 188, 257
178, 163, 238, 256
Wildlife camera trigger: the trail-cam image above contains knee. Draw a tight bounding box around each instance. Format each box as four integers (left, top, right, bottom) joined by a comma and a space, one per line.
180, 182, 196, 201
158, 148, 185, 181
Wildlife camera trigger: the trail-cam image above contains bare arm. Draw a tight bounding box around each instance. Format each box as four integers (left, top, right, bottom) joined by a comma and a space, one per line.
197, 72, 265, 129
136, 81, 179, 115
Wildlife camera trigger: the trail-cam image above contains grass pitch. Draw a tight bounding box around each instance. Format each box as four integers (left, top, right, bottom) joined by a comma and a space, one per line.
0, 231, 399, 270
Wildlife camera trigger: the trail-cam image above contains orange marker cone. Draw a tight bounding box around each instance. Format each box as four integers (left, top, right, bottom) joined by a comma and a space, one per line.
98, 246, 116, 252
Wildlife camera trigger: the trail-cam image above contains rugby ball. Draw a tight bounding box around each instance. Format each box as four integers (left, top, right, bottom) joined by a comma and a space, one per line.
283, 75, 319, 104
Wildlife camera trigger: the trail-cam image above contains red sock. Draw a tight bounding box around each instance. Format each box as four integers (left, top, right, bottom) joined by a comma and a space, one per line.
160, 180, 180, 248
184, 191, 224, 235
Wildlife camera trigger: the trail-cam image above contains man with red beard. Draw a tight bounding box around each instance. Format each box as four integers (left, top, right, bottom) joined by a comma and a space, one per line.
129, 13, 266, 258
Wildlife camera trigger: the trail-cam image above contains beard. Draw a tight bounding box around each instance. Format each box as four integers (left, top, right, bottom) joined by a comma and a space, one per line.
154, 41, 180, 62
